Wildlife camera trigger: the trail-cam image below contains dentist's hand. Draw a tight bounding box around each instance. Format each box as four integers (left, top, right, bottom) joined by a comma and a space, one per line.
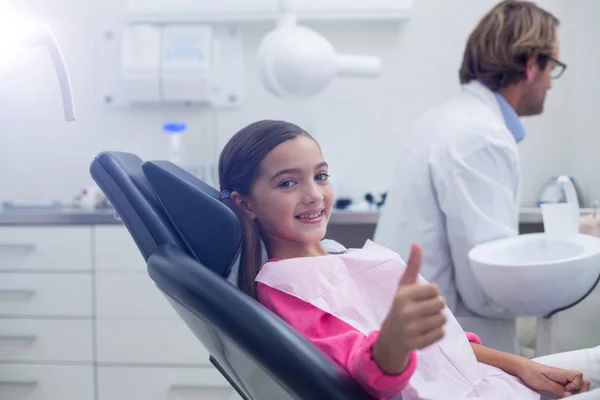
372, 244, 447, 374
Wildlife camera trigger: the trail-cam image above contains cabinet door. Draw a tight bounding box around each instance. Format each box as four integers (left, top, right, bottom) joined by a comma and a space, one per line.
553, 288, 600, 352
96, 318, 211, 365
0, 365, 94, 400
127, 0, 412, 20
0, 320, 93, 362
94, 226, 145, 272
0, 227, 92, 272
0, 274, 92, 317
128, 0, 276, 15
96, 272, 177, 318
94, 225, 212, 366
98, 366, 236, 400
293, 0, 413, 15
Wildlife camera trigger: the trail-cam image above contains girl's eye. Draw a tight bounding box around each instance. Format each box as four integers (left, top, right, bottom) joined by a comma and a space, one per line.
279, 180, 296, 188
316, 173, 329, 181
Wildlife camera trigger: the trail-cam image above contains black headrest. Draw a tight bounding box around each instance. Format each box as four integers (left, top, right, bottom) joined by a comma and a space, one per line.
142, 160, 242, 277
89, 151, 186, 261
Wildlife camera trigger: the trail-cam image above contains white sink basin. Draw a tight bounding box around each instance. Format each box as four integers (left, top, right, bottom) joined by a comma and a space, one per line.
468, 233, 600, 316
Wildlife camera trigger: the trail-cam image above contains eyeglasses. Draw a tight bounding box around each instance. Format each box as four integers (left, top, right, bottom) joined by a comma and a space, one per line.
548, 56, 567, 79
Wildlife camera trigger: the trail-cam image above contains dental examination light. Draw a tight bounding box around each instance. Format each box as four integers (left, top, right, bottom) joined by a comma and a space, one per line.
0, 3, 75, 121
257, 0, 383, 99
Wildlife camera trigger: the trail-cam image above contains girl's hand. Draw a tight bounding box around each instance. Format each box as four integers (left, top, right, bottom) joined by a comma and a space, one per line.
517, 359, 590, 398
373, 244, 447, 374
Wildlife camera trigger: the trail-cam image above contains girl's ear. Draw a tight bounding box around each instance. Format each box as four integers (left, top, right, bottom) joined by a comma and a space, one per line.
230, 191, 256, 220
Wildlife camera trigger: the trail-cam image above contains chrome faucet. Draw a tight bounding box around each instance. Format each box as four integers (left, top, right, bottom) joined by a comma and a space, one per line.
557, 176, 579, 206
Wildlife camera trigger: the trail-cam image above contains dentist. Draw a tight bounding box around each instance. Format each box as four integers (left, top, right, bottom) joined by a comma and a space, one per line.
374, 0, 567, 353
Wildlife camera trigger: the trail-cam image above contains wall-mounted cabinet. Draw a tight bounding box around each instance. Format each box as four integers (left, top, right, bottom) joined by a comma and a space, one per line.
127, 0, 414, 23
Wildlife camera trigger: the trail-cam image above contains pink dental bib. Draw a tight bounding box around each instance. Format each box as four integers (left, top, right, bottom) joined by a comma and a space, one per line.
255, 240, 539, 400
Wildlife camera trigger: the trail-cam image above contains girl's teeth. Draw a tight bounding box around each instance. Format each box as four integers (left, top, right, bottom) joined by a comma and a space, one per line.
300, 211, 322, 219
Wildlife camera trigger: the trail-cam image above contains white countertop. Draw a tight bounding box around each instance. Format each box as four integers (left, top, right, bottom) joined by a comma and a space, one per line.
331, 206, 598, 225
519, 207, 596, 224
329, 210, 379, 224
0, 207, 591, 226
0, 208, 381, 226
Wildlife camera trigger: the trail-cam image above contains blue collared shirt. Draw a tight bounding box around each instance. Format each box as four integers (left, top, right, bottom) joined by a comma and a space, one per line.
494, 92, 526, 143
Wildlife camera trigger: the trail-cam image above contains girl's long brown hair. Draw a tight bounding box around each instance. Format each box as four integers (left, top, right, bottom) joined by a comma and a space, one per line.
218, 120, 309, 298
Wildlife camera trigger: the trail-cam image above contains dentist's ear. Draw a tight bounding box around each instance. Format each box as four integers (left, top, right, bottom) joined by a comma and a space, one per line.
525, 56, 539, 82
230, 192, 256, 220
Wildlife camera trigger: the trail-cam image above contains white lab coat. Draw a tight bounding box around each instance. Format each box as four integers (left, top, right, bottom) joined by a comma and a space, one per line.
374, 80, 521, 354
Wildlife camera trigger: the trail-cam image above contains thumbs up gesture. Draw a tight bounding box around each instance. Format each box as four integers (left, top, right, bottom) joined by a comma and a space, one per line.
372, 244, 447, 374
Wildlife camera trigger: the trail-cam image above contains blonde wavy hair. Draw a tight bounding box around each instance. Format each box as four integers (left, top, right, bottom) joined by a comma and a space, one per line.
459, 0, 559, 91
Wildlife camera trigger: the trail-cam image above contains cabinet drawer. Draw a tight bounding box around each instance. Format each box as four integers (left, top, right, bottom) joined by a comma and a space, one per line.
0, 227, 92, 271
98, 366, 234, 400
96, 272, 178, 318
553, 288, 600, 352
0, 320, 93, 362
0, 364, 93, 400
0, 274, 91, 317
96, 319, 210, 365
95, 226, 145, 272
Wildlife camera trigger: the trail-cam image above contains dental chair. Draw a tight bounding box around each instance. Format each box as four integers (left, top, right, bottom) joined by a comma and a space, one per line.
90, 151, 373, 400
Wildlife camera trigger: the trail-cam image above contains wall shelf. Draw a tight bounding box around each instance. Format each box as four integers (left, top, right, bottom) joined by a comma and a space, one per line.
126, 0, 414, 24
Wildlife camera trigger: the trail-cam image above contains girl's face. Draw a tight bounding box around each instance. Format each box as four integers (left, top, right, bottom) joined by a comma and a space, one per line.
238, 135, 334, 256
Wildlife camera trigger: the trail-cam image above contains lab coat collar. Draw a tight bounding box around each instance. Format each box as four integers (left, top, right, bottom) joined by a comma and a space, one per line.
461, 80, 526, 143
494, 92, 526, 143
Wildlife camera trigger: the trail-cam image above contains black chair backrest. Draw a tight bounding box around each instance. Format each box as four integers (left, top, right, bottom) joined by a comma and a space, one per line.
141, 160, 241, 277
89, 151, 186, 261
90, 151, 250, 398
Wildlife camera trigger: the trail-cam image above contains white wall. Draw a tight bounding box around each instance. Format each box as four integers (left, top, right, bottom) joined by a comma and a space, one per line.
562, 1, 600, 206
0, 0, 585, 206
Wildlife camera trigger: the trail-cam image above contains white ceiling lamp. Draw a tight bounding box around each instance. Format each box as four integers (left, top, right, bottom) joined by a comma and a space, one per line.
257, 0, 383, 99
0, 2, 75, 121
